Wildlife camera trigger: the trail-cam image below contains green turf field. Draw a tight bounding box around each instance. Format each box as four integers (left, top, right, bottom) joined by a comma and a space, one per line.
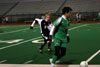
0, 23, 100, 64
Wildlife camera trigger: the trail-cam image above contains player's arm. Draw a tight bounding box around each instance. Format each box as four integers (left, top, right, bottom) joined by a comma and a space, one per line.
66, 28, 70, 42
30, 20, 35, 29
30, 19, 38, 29
50, 17, 62, 36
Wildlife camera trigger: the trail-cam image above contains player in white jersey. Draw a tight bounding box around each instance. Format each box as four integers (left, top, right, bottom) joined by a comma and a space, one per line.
30, 14, 53, 53
39, 13, 53, 53
76, 12, 81, 22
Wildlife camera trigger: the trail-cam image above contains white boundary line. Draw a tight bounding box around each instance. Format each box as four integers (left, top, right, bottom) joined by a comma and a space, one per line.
69, 24, 88, 31
24, 60, 33, 64
0, 60, 7, 64
32, 39, 44, 43
0, 26, 39, 35
86, 49, 100, 63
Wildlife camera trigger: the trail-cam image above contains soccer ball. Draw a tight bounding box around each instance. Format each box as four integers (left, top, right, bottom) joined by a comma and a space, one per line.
80, 61, 88, 67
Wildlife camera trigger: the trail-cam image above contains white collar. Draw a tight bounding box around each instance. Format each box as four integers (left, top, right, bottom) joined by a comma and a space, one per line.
62, 15, 67, 20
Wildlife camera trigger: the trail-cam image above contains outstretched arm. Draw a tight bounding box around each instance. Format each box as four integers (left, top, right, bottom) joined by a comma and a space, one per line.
30, 19, 38, 29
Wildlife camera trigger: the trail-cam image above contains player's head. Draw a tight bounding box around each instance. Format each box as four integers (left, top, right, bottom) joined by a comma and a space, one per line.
62, 7, 72, 17
45, 13, 51, 21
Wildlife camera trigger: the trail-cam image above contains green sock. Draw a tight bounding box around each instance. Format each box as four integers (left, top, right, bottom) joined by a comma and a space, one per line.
52, 55, 57, 64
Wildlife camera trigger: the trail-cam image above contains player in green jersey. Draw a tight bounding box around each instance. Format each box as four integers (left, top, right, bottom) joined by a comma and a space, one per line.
49, 7, 72, 67
98, 12, 100, 21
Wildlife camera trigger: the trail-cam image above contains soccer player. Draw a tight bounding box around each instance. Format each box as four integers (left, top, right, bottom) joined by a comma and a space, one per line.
76, 12, 81, 22
30, 16, 45, 34
98, 11, 100, 21
49, 7, 72, 67
39, 13, 52, 53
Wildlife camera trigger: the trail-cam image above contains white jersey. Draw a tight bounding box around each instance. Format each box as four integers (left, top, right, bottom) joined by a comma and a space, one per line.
31, 18, 53, 34
48, 23, 53, 31
76, 13, 81, 19
31, 18, 43, 33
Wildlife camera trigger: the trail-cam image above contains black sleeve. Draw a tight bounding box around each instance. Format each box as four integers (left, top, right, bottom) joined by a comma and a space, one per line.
35, 20, 38, 24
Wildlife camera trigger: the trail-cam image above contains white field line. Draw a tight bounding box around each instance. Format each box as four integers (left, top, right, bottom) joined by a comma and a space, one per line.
24, 60, 33, 64
24, 24, 88, 64
0, 26, 39, 35
86, 49, 100, 63
0, 60, 7, 64
0, 37, 41, 50
69, 24, 88, 31
32, 38, 43, 43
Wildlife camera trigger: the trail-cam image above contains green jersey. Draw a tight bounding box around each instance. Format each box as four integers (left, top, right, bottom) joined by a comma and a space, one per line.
53, 15, 69, 41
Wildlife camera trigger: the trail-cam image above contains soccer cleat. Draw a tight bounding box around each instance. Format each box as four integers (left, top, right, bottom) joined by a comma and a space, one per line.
39, 47, 43, 53
49, 58, 53, 64
49, 58, 55, 67
30, 26, 33, 29
51, 63, 55, 67
50, 58, 60, 64
39, 49, 42, 53
48, 48, 51, 52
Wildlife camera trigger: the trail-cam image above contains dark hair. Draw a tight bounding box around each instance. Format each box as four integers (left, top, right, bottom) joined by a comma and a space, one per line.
62, 7, 72, 14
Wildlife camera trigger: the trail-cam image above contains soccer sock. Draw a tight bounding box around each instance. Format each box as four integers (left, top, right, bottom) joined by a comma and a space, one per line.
52, 46, 60, 64
52, 55, 57, 64
40, 45, 45, 49
48, 42, 51, 48
57, 47, 66, 60
40, 41, 47, 49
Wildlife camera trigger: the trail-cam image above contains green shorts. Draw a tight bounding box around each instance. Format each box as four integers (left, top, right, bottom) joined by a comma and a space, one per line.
54, 38, 68, 48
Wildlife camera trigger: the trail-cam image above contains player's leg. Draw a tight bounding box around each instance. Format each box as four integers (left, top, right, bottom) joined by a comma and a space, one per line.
39, 38, 47, 53
50, 38, 61, 64
54, 42, 66, 62
47, 37, 52, 52
58, 47, 66, 60
50, 46, 61, 67
56, 41, 67, 60
61, 42, 67, 56
52, 46, 61, 63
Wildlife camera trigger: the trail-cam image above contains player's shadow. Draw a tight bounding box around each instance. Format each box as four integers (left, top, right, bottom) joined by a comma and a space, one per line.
44, 51, 54, 55
59, 59, 77, 64
56, 60, 77, 67
44, 49, 54, 55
